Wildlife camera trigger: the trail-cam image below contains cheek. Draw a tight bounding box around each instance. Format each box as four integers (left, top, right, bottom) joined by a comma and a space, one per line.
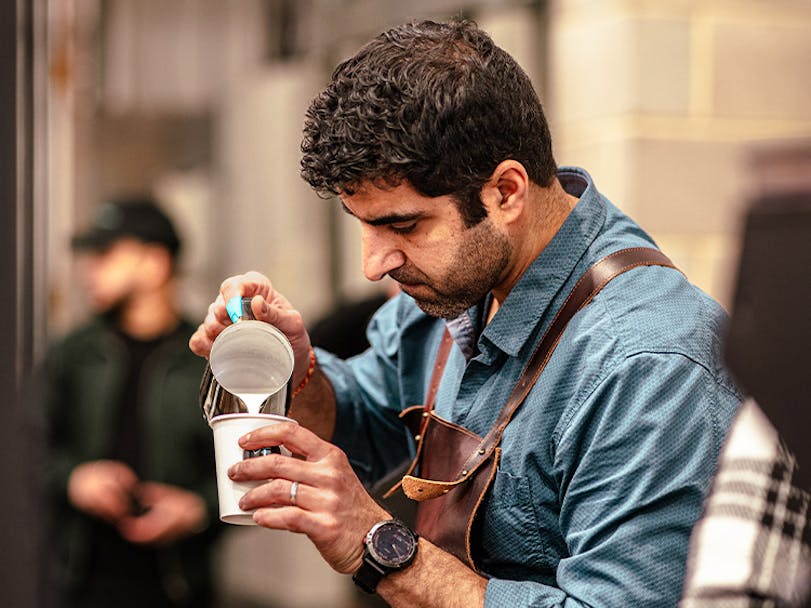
407, 225, 461, 267
403, 243, 451, 278
85, 262, 132, 302
84, 275, 117, 307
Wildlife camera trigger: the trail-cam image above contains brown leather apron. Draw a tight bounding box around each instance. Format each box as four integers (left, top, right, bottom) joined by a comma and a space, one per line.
385, 247, 677, 570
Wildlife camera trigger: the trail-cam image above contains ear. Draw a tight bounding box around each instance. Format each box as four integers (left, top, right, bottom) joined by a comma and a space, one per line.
481, 160, 529, 225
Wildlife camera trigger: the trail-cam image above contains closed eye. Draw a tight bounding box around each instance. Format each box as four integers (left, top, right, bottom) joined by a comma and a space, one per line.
389, 222, 418, 235
340, 201, 422, 234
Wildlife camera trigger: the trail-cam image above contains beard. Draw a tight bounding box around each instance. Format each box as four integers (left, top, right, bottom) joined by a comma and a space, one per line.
389, 219, 512, 319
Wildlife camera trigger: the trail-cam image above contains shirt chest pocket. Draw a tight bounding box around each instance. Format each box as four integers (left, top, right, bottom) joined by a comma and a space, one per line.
476, 466, 562, 578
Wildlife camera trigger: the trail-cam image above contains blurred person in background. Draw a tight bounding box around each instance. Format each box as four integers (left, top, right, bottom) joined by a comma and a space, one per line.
42, 197, 222, 608
190, 19, 741, 608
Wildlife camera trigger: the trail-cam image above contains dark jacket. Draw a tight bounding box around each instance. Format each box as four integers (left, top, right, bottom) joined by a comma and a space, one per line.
44, 316, 220, 604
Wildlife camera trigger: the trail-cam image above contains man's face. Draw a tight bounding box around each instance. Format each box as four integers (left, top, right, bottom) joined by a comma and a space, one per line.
341, 182, 512, 319
76, 238, 149, 313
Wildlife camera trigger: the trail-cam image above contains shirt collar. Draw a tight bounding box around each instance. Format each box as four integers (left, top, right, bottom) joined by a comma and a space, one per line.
448, 166, 607, 362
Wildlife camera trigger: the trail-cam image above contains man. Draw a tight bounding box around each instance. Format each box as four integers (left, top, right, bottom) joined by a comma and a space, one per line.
44, 197, 221, 607
190, 19, 741, 607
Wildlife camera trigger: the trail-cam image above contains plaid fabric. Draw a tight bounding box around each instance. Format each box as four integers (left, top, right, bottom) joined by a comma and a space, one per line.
681, 399, 811, 607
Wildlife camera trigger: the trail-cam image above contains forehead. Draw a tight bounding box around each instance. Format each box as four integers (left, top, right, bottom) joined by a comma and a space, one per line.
340, 181, 456, 223
78, 237, 145, 259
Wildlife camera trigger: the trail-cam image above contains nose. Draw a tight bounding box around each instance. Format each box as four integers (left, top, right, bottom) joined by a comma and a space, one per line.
361, 226, 406, 282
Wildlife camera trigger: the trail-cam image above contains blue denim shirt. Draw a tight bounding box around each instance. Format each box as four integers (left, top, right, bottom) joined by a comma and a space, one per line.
317, 167, 741, 607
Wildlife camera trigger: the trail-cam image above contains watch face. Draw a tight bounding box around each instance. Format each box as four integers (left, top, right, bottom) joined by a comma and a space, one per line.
368, 521, 417, 569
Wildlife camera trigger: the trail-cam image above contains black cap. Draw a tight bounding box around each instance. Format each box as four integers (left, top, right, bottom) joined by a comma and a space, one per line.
71, 196, 181, 257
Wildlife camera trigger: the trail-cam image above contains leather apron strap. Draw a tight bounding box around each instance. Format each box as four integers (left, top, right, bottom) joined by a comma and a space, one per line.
389, 247, 678, 568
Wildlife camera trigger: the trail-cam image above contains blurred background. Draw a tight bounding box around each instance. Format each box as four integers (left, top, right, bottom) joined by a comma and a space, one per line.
2, 0, 811, 607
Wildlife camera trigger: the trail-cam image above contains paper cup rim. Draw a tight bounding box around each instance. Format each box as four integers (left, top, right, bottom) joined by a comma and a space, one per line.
208, 412, 297, 428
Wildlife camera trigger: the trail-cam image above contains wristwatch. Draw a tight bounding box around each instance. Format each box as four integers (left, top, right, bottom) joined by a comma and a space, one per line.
352, 519, 419, 594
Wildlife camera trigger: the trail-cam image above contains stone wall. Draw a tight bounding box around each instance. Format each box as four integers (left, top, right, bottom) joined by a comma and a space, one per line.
547, 0, 811, 306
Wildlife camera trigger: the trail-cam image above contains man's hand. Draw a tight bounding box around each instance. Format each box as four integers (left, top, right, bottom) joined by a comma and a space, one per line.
227, 420, 390, 574
188, 271, 313, 387
67, 460, 139, 524
117, 482, 208, 546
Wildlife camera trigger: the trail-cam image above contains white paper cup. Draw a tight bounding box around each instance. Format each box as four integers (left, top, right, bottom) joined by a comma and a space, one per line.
209, 413, 296, 525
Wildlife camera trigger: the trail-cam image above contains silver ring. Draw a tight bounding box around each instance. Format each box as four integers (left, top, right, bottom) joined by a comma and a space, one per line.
289, 481, 299, 507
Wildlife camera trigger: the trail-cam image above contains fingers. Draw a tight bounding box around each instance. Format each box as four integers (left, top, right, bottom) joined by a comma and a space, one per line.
228, 450, 335, 492
240, 478, 311, 511
248, 294, 312, 363
242, 482, 348, 554
117, 510, 170, 544
219, 271, 272, 305
251, 503, 336, 539
189, 271, 312, 363
225, 425, 389, 575
253, 498, 382, 574
93, 489, 132, 522
237, 421, 332, 463
118, 484, 207, 545
227, 424, 346, 509
189, 295, 232, 357
189, 272, 272, 358
209, 293, 232, 326
67, 460, 140, 522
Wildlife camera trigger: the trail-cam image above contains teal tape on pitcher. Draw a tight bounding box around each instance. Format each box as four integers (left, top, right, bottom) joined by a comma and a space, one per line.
226, 296, 243, 324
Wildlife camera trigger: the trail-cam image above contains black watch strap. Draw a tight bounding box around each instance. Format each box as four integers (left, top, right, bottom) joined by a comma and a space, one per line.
352, 552, 388, 594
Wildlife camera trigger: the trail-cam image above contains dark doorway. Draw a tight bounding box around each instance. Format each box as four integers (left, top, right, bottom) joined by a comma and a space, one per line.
0, 1, 45, 607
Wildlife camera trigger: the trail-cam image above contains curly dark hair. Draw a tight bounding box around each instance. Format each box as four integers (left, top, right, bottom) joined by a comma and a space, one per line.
300, 19, 557, 227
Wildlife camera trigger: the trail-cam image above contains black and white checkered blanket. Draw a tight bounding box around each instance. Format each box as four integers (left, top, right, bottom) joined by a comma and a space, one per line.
681, 399, 811, 607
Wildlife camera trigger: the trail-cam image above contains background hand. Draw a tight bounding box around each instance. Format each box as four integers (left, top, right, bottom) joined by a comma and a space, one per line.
67, 460, 139, 524
116, 482, 208, 546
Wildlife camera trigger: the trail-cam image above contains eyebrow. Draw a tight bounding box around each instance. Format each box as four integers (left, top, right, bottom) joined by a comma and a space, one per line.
340, 201, 422, 226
